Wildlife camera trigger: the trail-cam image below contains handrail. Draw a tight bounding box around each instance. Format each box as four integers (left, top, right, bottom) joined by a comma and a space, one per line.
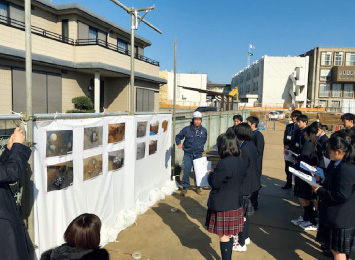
0, 14, 159, 66
0, 14, 75, 45
75, 38, 160, 66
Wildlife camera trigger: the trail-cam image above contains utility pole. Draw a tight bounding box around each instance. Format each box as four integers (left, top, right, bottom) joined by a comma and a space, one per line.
172, 38, 177, 178
109, 0, 162, 115
24, 0, 35, 249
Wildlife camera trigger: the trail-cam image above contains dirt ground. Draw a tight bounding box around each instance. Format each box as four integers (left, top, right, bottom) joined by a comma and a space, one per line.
104, 122, 353, 260
250, 110, 343, 126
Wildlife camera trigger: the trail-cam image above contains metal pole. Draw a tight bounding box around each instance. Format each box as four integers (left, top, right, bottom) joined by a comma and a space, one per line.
171, 38, 177, 178
25, 0, 35, 249
130, 12, 135, 115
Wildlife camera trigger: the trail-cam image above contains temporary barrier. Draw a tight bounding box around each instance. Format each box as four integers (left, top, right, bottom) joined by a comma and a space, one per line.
32, 114, 175, 257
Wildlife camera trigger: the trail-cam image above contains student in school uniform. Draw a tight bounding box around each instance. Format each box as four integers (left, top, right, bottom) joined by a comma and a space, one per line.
246, 116, 264, 211
282, 110, 302, 189
289, 114, 308, 155
205, 133, 246, 260
313, 136, 355, 260
226, 115, 243, 134
246, 116, 264, 210
291, 123, 322, 231
310, 122, 329, 169
232, 123, 260, 253
341, 113, 355, 132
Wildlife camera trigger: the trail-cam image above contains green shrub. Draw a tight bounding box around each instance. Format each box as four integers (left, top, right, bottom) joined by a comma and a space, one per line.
72, 96, 94, 110
66, 96, 95, 113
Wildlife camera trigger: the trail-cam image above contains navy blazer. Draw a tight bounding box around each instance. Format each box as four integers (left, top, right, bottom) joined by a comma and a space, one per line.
318, 162, 355, 229
289, 127, 306, 154
207, 156, 246, 212
283, 123, 297, 146
0, 144, 33, 260
252, 130, 264, 175
240, 141, 261, 195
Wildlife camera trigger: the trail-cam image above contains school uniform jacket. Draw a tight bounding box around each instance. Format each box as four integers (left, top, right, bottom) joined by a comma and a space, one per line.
297, 140, 322, 171
0, 144, 33, 260
207, 156, 246, 212
318, 134, 329, 169
318, 162, 355, 229
289, 127, 306, 155
252, 130, 265, 175
240, 141, 261, 195
283, 123, 297, 147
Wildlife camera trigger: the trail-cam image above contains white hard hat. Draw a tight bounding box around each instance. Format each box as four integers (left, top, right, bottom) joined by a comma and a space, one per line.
193, 111, 202, 119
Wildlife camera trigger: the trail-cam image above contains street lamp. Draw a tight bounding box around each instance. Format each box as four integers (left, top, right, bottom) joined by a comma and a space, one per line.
109, 0, 162, 115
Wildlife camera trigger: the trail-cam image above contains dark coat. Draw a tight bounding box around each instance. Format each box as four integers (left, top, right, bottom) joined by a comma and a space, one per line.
240, 141, 261, 195
40, 244, 109, 260
289, 127, 306, 154
175, 124, 207, 157
207, 156, 246, 211
0, 144, 33, 260
318, 162, 355, 229
297, 140, 322, 169
252, 130, 264, 175
283, 123, 297, 146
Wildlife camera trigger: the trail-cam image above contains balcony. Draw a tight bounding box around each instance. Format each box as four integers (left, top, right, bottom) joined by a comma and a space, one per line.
332, 66, 355, 83
0, 14, 160, 67
0, 14, 75, 45
75, 39, 160, 66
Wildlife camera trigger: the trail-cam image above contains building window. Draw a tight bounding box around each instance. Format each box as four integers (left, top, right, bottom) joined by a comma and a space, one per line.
332, 84, 342, 97
117, 39, 128, 53
89, 27, 97, 41
331, 100, 340, 108
319, 83, 330, 97
344, 84, 354, 98
319, 100, 328, 108
321, 52, 332, 66
334, 52, 343, 66
0, 3, 8, 23
320, 69, 331, 81
345, 52, 355, 66
62, 19, 69, 43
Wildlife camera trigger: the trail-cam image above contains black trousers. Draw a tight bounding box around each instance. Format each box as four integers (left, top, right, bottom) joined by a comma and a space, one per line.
284, 161, 293, 186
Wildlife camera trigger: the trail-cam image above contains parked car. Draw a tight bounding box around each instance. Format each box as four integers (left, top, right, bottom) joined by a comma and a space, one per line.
276, 110, 285, 120
195, 106, 218, 112
268, 111, 280, 120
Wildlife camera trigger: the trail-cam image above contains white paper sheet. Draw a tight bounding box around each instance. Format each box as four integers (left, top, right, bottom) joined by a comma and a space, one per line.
284, 149, 298, 163
289, 167, 321, 188
193, 157, 211, 187
324, 157, 331, 168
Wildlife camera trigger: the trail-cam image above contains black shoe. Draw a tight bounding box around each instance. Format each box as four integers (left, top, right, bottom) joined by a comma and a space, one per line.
282, 184, 292, 190
180, 188, 187, 196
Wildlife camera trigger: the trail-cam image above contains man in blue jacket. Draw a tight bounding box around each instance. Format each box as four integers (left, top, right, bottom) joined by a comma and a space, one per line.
176, 111, 207, 196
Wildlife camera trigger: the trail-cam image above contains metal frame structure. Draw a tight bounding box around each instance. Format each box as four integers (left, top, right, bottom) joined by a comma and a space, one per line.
109, 0, 162, 115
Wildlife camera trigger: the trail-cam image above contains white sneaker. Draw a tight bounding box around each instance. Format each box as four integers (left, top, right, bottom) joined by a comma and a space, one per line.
291, 216, 304, 226
233, 243, 247, 252
245, 237, 251, 245
299, 221, 318, 231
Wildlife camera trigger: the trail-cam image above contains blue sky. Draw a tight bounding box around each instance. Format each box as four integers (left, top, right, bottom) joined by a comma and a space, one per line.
53, 0, 355, 83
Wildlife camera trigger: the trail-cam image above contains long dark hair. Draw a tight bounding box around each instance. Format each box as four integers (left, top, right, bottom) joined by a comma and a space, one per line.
331, 129, 355, 148
233, 123, 252, 142
305, 123, 319, 151
217, 133, 241, 158
326, 136, 355, 164
64, 213, 102, 250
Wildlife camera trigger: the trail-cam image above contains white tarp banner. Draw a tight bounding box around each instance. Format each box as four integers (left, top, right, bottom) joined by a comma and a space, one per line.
33, 114, 173, 257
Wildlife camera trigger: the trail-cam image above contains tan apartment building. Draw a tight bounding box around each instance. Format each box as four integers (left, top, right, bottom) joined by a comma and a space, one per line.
0, 0, 165, 114
300, 47, 355, 110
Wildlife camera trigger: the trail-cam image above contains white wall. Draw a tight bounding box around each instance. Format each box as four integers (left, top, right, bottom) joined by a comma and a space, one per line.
166, 72, 207, 105
262, 56, 308, 107
231, 56, 309, 107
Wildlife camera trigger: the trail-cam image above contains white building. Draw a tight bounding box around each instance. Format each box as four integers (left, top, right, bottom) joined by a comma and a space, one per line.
159, 71, 207, 107
231, 55, 309, 108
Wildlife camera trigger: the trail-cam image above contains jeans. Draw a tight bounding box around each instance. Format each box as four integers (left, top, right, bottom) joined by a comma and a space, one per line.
181, 153, 200, 188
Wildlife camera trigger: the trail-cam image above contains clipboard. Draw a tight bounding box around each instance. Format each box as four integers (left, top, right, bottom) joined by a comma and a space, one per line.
289, 167, 322, 188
